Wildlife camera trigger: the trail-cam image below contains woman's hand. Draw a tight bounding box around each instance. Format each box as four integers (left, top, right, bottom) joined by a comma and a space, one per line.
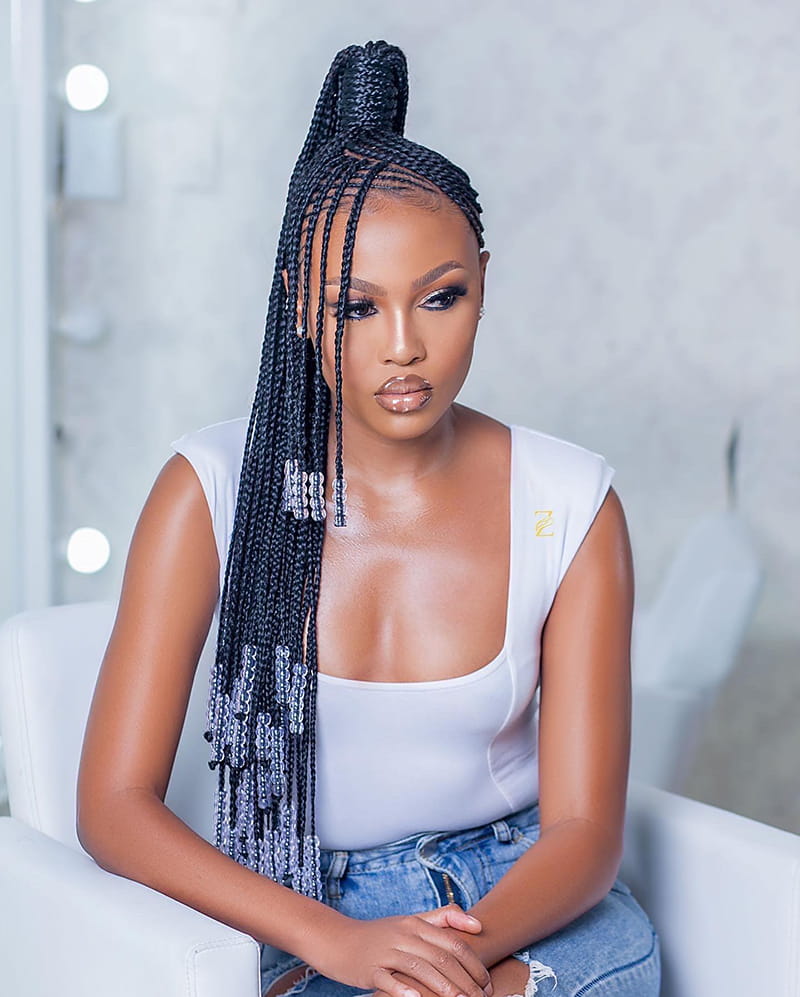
314, 903, 493, 997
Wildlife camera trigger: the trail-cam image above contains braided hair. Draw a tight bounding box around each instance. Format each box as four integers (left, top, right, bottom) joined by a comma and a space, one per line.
205, 40, 485, 899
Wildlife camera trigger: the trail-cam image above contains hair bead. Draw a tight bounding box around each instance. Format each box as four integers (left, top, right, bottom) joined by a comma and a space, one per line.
275, 644, 291, 705
332, 475, 348, 528
307, 470, 326, 521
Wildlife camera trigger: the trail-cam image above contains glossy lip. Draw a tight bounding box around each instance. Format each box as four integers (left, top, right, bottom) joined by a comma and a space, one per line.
374, 375, 434, 414
375, 374, 433, 395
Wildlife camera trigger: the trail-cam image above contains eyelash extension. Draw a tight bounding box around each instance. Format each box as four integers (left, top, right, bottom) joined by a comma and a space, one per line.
331, 283, 469, 320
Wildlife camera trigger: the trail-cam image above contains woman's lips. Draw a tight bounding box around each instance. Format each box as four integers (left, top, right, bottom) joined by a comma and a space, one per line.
374, 375, 434, 414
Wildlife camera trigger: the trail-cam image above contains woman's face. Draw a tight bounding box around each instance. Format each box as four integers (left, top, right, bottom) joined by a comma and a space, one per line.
297, 189, 490, 445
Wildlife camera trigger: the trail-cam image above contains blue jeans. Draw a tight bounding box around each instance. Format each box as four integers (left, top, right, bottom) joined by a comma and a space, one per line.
259, 801, 661, 996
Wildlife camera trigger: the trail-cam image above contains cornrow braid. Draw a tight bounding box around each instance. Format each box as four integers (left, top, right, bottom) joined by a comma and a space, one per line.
205, 40, 485, 899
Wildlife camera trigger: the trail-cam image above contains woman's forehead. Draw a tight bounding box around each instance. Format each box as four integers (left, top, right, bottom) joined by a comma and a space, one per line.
301, 189, 476, 280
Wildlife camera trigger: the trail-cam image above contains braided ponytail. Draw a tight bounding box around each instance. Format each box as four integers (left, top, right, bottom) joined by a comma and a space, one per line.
205, 40, 485, 899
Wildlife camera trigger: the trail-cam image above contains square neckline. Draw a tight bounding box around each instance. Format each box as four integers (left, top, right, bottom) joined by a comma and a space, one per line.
317, 423, 517, 689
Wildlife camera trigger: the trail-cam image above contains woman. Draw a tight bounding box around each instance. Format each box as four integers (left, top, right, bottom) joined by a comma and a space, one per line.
77, 40, 661, 997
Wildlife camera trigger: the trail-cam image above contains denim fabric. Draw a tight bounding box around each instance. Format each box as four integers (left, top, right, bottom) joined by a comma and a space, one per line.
259, 801, 660, 997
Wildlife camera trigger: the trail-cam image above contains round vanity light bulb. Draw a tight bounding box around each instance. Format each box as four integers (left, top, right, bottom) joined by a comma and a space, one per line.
55, 306, 109, 345
66, 527, 111, 574
65, 64, 110, 111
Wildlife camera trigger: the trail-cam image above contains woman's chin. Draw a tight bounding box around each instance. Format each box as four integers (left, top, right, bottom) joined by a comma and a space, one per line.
346, 401, 455, 443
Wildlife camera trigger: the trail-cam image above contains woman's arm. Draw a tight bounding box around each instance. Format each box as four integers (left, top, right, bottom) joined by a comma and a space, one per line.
75, 454, 344, 956
445, 485, 634, 968
76, 455, 492, 997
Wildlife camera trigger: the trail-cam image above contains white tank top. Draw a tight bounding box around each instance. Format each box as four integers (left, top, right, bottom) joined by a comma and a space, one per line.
169, 417, 615, 850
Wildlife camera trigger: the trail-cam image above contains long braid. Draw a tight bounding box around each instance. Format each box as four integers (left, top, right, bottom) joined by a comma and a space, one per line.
205, 40, 484, 899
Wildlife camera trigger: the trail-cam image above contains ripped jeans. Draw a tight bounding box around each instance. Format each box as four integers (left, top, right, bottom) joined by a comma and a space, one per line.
259, 800, 661, 997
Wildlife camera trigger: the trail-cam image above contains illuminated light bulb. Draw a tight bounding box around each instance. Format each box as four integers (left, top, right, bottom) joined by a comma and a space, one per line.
64, 64, 109, 111
66, 527, 111, 574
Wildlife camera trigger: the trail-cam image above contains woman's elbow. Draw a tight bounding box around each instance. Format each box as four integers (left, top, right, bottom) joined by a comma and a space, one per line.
75, 780, 141, 871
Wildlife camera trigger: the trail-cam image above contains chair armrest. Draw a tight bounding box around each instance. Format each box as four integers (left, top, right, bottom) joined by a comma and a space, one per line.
622, 781, 800, 997
0, 817, 260, 997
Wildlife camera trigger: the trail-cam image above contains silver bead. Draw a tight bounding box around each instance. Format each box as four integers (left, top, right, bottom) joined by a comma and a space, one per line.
228, 712, 248, 768
233, 644, 258, 719
256, 759, 273, 809
281, 458, 308, 518
301, 834, 324, 900
258, 830, 272, 878
269, 725, 286, 798
275, 645, 291, 705
269, 825, 286, 882
307, 470, 326, 521
255, 710, 272, 761
207, 691, 228, 767
289, 659, 309, 735
280, 459, 294, 513
333, 475, 348, 528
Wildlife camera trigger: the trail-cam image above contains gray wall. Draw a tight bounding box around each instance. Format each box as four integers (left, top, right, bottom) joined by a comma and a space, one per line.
0, 0, 18, 622
53, 2, 799, 828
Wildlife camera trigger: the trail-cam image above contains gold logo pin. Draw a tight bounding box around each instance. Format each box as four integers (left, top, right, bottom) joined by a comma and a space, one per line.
534, 510, 554, 537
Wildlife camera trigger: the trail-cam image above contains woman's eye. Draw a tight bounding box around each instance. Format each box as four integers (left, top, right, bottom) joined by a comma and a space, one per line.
421, 285, 468, 310
328, 297, 375, 320
346, 298, 375, 319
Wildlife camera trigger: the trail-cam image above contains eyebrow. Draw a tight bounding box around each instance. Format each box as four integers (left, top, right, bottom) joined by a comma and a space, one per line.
324, 260, 466, 297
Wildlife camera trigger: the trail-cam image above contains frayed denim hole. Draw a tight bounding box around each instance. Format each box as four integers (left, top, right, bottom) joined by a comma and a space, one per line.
509, 952, 558, 996
260, 953, 305, 988
269, 964, 320, 997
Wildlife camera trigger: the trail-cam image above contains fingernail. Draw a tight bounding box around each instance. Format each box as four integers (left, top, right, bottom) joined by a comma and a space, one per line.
466, 914, 480, 924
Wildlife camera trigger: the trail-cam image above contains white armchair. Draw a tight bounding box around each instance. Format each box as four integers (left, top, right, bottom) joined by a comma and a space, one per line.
1, 602, 798, 997
0, 600, 259, 996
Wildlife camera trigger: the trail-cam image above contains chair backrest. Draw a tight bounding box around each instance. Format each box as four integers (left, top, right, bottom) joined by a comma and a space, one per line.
632, 510, 763, 691
629, 510, 763, 791
629, 684, 712, 793
0, 601, 218, 852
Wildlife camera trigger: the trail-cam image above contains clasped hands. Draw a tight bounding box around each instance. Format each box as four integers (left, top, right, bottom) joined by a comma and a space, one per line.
317, 903, 494, 997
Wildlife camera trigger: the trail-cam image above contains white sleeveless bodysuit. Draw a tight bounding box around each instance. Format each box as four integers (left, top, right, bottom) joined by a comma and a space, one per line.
169, 417, 615, 850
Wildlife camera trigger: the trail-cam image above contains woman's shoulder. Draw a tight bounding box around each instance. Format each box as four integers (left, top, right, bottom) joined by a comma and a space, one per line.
510, 422, 614, 480
168, 416, 248, 513
169, 415, 249, 464
508, 423, 618, 590
167, 416, 249, 590
453, 404, 614, 490
169, 415, 248, 488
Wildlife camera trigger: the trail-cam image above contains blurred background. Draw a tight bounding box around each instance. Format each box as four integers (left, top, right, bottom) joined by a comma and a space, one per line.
1, 0, 798, 830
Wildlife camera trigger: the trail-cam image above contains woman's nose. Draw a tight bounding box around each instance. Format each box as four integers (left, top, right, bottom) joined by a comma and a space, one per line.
381, 315, 426, 365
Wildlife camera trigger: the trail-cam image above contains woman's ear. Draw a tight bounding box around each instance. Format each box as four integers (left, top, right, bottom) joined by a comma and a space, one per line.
479, 250, 490, 303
